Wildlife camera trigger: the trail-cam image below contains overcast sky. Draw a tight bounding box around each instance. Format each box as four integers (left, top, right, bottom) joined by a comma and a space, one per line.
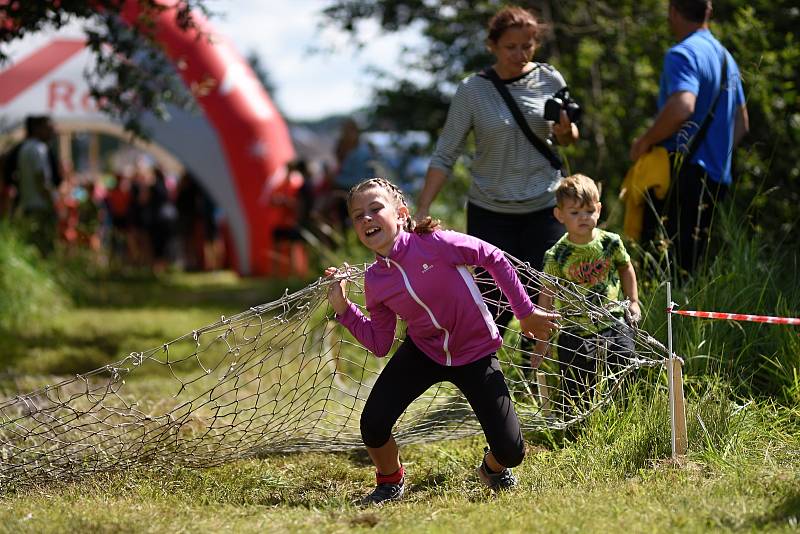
207, 0, 423, 122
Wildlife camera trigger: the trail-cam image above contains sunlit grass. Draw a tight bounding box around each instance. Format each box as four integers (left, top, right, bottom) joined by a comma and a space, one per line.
0, 394, 797, 533
1, 215, 798, 532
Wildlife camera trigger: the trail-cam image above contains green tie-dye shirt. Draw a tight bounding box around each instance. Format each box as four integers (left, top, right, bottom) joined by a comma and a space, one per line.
543, 229, 631, 335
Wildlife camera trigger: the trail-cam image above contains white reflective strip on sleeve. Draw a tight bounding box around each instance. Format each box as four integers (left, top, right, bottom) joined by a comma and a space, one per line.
457, 265, 499, 339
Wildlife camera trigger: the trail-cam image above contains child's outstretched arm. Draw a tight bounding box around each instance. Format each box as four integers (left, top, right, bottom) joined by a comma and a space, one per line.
618, 262, 641, 323
529, 284, 556, 368
518, 307, 560, 346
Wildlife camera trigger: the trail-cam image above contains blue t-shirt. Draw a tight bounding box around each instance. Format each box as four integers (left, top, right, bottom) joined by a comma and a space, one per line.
658, 29, 746, 185
334, 142, 377, 188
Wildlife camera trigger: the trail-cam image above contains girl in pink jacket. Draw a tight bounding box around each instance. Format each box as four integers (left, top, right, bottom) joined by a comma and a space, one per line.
326, 178, 559, 505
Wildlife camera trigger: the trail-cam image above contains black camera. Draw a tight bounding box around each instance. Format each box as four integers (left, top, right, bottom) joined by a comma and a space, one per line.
543, 86, 582, 124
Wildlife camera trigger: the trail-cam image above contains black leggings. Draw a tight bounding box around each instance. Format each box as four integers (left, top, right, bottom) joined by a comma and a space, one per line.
360, 338, 525, 468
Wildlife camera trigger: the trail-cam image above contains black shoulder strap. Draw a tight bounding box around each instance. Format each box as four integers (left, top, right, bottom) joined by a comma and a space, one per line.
478, 68, 563, 172
1, 141, 23, 187
685, 53, 728, 163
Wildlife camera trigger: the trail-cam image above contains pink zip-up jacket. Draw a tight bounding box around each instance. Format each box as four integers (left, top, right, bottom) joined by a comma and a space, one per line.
336, 229, 535, 366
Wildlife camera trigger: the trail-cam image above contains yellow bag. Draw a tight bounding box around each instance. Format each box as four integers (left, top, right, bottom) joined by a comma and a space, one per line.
619, 147, 671, 241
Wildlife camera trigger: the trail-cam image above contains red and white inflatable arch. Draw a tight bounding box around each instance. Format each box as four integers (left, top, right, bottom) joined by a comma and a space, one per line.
0, 2, 295, 275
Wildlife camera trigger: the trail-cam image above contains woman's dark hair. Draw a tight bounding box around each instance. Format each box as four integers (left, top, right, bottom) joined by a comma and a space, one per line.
347, 177, 441, 234
670, 0, 711, 23
487, 5, 540, 43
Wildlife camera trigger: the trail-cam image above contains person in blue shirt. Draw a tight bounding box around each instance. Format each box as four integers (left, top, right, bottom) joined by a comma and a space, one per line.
630, 0, 749, 275
334, 119, 377, 190
326, 118, 383, 231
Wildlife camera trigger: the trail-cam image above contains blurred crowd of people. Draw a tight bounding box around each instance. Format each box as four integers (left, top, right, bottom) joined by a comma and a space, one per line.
0, 114, 420, 277
265, 117, 400, 276
0, 115, 226, 273
99, 165, 226, 273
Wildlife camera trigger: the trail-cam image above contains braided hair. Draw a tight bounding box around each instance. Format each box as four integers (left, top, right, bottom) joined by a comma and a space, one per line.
347, 178, 441, 234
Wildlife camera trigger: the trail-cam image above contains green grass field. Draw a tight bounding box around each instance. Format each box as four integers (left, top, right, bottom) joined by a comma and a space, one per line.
1, 268, 798, 533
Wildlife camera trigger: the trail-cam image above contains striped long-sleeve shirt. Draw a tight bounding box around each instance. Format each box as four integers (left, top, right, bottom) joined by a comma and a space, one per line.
429, 63, 567, 214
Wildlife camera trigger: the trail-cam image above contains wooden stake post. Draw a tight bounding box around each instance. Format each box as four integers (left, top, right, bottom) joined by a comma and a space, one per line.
666, 282, 688, 457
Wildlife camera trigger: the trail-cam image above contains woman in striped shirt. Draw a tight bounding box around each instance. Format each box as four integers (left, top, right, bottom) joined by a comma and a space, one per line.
416, 5, 579, 358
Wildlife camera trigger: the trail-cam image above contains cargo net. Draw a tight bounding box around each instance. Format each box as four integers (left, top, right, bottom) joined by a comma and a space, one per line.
0, 256, 669, 491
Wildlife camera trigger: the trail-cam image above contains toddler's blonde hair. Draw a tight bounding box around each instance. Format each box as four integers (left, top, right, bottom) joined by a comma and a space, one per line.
555, 173, 601, 207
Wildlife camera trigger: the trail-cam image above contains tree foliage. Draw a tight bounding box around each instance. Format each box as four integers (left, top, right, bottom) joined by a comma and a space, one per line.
0, 0, 211, 136
322, 0, 800, 236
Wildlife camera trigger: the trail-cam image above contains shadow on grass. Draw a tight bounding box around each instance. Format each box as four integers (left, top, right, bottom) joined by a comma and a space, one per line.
409, 471, 449, 492
749, 487, 800, 529
68, 272, 311, 311
343, 448, 374, 468
0, 327, 174, 377
0, 271, 314, 379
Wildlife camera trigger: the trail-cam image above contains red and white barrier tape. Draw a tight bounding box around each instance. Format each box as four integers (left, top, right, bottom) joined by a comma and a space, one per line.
669, 308, 800, 326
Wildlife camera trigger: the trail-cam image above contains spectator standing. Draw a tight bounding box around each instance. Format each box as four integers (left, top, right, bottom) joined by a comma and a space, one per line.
1, 139, 23, 217
416, 5, 579, 367
329, 118, 382, 229
269, 162, 311, 277
106, 173, 134, 264
175, 171, 222, 271
147, 167, 178, 273
334, 118, 377, 191
15, 115, 58, 256
629, 0, 748, 275
127, 167, 154, 267
175, 171, 204, 271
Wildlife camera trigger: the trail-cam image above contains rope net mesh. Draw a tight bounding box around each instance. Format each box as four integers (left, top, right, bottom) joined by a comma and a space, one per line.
0, 257, 669, 491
